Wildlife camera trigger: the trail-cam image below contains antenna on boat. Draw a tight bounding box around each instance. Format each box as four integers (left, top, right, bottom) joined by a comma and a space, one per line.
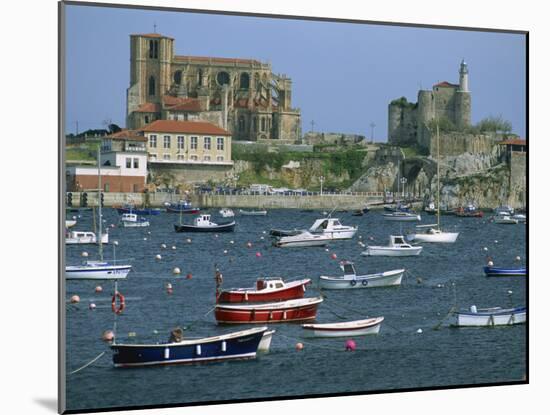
97, 147, 103, 261
436, 124, 440, 231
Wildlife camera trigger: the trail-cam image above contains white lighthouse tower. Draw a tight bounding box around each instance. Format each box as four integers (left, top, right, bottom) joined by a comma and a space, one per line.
459, 58, 469, 92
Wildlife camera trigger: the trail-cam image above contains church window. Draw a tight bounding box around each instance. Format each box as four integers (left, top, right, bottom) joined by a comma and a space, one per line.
204, 155, 211, 161
261, 117, 266, 132
144, 115, 149, 124
253, 117, 257, 132
163, 154, 170, 160
149, 40, 159, 59
238, 116, 246, 132
217, 71, 230, 86
174, 70, 182, 85
148, 76, 156, 96
240, 73, 250, 89
198, 69, 203, 85
217, 156, 224, 162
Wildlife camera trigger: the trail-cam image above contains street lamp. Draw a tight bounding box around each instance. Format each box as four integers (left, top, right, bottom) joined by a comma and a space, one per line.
400, 177, 407, 200
319, 176, 325, 196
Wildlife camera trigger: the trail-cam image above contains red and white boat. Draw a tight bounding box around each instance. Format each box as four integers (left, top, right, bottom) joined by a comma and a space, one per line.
215, 297, 323, 324
217, 277, 311, 303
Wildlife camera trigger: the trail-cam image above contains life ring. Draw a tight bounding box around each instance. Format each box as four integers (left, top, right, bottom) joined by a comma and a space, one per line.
361, 280, 368, 286
350, 280, 357, 287
111, 291, 125, 314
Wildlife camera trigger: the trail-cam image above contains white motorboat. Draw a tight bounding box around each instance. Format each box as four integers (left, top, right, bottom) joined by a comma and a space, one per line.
239, 209, 267, 216
362, 235, 423, 256
65, 230, 109, 245
407, 224, 459, 243
382, 211, 421, 222
65, 219, 77, 228
120, 213, 150, 227
257, 329, 275, 353
301, 317, 384, 338
319, 261, 405, 289
219, 208, 235, 218
453, 305, 526, 327
174, 214, 235, 232
493, 213, 518, 224
274, 231, 331, 248
494, 205, 515, 215
66, 261, 132, 280
512, 213, 526, 223
308, 217, 358, 240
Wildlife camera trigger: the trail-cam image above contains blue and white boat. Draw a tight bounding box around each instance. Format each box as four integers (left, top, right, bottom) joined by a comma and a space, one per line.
453, 305, 526, 327
483, 266, 526, 277
111, 326, 268, 367
120, 213, 150, 228
165, 200, 200, 214
116, 204, 162, 215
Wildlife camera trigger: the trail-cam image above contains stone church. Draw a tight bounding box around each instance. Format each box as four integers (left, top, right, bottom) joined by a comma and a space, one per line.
126, 33, 302, 142
388, 60, 472, 152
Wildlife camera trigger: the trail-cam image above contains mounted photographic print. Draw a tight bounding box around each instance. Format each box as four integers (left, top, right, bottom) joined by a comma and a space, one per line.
59, 1, 528, 413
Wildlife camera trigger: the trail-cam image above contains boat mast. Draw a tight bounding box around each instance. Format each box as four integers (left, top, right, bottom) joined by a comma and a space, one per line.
97, 147, 103, 261
436, 124, 440, 230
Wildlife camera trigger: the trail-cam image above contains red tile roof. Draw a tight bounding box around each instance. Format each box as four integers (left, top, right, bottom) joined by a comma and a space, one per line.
162, 96, 202, 112
140, 120, 231, 136
499, 138, 527, 146
105, 129, 147, 142
433, 81, 459, 88
134, 102, 161, 113
174, 55, 262, 65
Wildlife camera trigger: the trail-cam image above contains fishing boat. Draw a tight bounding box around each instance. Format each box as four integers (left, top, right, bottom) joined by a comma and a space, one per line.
65, 230, 109, 245
493, 213, 518, 224
495, 205, 515, 215
217, 277, 311, 303
66, 148, 132, 280
407, 125, 459, 243
120, 213, 150, 228
116, 204, 162, 215
308, 217, 358, 240
361, 235, 422, 257
165, 200, 200, 214
382, 211, 421, 222
455, 204, 483, 217
273, 231, 331, 248
483, 266, 526, 277
239, 209, 267, 216
111, 326, 268, 367
319, 261, 405, 289
219, 208, 235, 218
452, 305, 526, 327
65, 219, 77, 228
215, 297, 323, 324
301, 317, 384, 338
258, 329, 275, 353
174, 214, 235, 233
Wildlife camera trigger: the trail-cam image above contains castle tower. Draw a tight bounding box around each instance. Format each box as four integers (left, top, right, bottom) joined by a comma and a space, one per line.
458, 58, 469, 92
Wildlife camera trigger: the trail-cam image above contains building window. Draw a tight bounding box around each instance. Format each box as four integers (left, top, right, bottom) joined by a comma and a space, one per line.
204, 155, 211, 161
149, 39, 158, 59
190, 155, 198, 161
144, 115, 150, 124
174, 70, 182, 85
240, 73, 250, 89
177, 136, 185, 149
177, 154, 185, 161
126, 157, 132, 168
163, 154, 171, 160
238, 116, 245, 132
217, 137, 224, 151
217, 156, 224, 162
150, 154, 157, 160
148, 76, 156, 96
149, 135, 157, 148
216, 71, 230, 86
104, 183, 110, 192
261, 117, 266, 132
253, 117, 257, 132
191, 136, 198, 150
133, 158, 139, 168
204, 137, 211, 150
163, 135, 171, 149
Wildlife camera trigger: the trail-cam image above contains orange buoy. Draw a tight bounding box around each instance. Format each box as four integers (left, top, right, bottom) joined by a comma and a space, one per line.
295, 342, 304, 351
95, 286, 103, 293
186, 273, 192, 280
70, 295, 80, 304
331, 253, 337, 260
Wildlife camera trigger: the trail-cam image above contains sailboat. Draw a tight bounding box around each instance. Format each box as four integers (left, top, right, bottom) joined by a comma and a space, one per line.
65, 149, 132, 280
407, 125, 459, 243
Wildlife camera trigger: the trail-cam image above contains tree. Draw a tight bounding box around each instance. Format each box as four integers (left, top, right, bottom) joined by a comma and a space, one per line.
476, 116, 512, 133
108, 123, 122, 134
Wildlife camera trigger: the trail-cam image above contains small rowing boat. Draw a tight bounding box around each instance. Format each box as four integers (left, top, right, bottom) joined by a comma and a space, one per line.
301, 317, 384, 338
319, 261, 405, 289
453, 306, 526, 327
239, 209, 268, 216
483, 266, 526, 277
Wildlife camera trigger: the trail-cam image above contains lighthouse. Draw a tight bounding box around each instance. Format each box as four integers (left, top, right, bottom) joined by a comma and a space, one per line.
459, 58, 469, 92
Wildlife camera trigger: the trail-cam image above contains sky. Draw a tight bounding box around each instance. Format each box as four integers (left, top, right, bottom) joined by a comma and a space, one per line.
64, 4, 527, 140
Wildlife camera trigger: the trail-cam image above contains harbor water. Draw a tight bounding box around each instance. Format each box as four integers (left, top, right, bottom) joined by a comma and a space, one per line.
65, 208, 526, 411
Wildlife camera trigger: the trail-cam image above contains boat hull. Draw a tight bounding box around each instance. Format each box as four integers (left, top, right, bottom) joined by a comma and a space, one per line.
65, 233, 109, 245
111, 327, 267, 367
239, 210, 267, 216
122, 221, 150, 228
218, 279, 310, 303
362, 246, 422, 256
65, 264, 131, 280
174, 221, 235, 233
453, 308, 526, 327
319, 269, 405, 289
215, 298, 322, 324
116, 207, 161, 215
484, 266, 526, 277
258, 330, 275, 353
302, 317, 384, 338
409, 231, 459, 243
382, 214, 421, 222
166, 207, 200, 214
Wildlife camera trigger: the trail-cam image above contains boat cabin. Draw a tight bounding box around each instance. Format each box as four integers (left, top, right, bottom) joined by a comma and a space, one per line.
339, 261, 357, 277
256, 278, 285, 291
121, 213, 138, 222
309, 218, 346, 233
68, 231, 96, 238
193, 214, 215, 226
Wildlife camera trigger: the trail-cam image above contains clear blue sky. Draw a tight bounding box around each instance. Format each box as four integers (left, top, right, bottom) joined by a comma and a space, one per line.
65, 4, 526, 140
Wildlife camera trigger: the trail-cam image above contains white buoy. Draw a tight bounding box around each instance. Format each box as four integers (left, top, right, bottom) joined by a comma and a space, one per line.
230, 240, 234, 244
494, 240, 498, 244
483, 247, 488, 251
260, 236, 264, 240
161, 243, 167, 249
262, 231, 267, 234
358, 235, 362, 239
81, 251, 88, 257
147, 231, 151, 235
325, 248, 330, 252
155, 254, 162, 260
173, 267, 181, 275
515, 256, 521, 261
143, 237, 148, 241
416, 328, 423, 334
223, 250, 228, 254
508, 290, 513, 295
72, 216, 77, 220
488, 260, 494, 267
186, 238, 192, 243
89, 303, 96, 310
113, 240, 119, 246
172, 246, 176, 250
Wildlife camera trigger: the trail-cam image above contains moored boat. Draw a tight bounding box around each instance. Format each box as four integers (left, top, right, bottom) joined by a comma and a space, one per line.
269, 228, 302, 237
165, 200, 200, 214
65, 219, 77, 228
382, 211, 421, 222
274, 231, 331, 248
174, 214, 235, 233
219, 208, 235, 218
455, 204, 483, 217
308, 217, 357, 240
407, 224, 459, 243
493, 213, 518, 224
483, 266, 526, 277
65, 230, 109, 245
116, 204, 162, 215
65, 261, 132, 280
215, 297, 323, 324
319, 261, 405, 289
111, 326, 268, 367
217, 277, 311, 303
301, 317, 384, 338
453, 305, 526, 327
362, 235, 422, 256
120, 213, 150, 227
239, 209, 268, 216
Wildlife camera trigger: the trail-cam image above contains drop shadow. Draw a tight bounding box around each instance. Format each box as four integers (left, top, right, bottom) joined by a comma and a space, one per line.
34, 398, 57, 413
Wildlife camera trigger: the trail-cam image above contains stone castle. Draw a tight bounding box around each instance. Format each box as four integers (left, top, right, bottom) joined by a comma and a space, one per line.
388, 60, 474, 154
126, 33, 301, 142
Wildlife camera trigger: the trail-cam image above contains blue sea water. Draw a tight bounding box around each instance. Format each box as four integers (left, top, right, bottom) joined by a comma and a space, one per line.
64, 208, 526, 411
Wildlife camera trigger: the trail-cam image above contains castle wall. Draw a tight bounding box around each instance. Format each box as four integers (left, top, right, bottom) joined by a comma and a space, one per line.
454, 91, 471, 128
427, 131, 495, 157
388, 104, 417, 145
